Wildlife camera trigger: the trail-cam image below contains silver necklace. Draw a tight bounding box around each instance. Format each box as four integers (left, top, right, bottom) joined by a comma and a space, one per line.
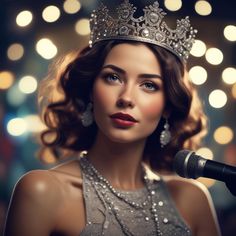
80, 156, 162, 236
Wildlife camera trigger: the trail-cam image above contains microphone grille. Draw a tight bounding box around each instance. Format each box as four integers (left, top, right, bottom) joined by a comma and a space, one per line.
173, 150, 199, 178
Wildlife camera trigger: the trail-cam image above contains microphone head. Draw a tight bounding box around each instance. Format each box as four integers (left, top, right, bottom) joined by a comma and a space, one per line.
173, 150, 200, 178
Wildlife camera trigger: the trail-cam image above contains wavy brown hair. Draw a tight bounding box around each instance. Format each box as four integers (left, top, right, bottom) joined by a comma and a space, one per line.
38, 40, 207, 171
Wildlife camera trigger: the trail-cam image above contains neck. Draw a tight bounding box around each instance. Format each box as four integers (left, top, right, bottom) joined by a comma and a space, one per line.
87, 131, 147, 190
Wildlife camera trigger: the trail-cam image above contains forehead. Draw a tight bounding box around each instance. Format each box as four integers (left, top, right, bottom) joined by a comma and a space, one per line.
103, 43, 162, 74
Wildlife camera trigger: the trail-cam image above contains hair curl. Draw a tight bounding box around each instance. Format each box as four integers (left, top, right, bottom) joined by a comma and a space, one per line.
38, 40, 207, 171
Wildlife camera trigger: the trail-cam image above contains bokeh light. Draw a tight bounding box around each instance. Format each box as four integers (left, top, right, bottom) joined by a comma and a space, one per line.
224, 25, 236, 42
190, 39, 207, 57
75, 18, 90, 35
208, 89, 227, 108
0, 71, 15, 90
214, 126, 234, 145
7, 43, 24, 61
42, 5, 61, 23
16, 10, 33, 27
196, 147, 214, 160
189, 66, 207, 85
205, 48, 223, 65
18, 76, 38, 94
195, 0, 212, 16
63, 0, 81, 14
222, 67, 236, 85
7, 118, 27, 136
36, 38, 58, 59
164, 0, 182, 11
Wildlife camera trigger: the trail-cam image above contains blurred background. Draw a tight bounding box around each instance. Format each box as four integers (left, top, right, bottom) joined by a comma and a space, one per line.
0, 0, 236, 235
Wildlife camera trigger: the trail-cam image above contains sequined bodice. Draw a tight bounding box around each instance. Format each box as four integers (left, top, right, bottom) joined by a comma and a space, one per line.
79, 157, 191, 236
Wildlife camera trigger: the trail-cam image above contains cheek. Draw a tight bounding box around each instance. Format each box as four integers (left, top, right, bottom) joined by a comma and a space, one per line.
93, 90, 107, 107
92, 81, 115, 111
140, 96, 165, 120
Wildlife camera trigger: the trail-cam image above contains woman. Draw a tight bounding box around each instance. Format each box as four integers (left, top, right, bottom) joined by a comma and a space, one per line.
4, 1, 220, 235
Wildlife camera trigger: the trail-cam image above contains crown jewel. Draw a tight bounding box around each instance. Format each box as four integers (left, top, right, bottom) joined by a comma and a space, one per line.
89, 0, 197, 62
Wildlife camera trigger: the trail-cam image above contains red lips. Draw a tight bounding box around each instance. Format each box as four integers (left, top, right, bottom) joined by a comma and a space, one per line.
110, 112, 138, 128
110, 112, 137, 122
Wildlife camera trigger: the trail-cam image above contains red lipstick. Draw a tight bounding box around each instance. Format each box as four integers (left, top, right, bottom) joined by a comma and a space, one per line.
110, 112, 138, 127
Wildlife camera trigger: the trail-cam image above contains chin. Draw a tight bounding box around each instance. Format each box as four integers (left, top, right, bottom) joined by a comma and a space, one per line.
105, 130, 148, 144
97, 122, 156, 144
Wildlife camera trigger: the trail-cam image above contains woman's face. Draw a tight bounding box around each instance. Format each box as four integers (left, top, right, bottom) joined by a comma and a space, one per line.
92, 43, 165, 143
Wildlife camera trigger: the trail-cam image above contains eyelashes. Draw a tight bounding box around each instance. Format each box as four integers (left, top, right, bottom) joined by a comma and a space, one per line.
101, 72, 121, 84
99, 71, 162, 92
141, 81, 160, 91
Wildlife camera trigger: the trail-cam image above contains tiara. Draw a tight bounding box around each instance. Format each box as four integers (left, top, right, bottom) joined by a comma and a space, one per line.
89, 0, 197, 62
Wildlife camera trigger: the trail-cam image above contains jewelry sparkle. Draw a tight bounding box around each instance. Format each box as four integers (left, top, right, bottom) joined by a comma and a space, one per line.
89, 0, 197, 62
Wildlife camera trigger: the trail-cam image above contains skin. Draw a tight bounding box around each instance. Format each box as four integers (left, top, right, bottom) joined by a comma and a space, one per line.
4, 44, 221, 236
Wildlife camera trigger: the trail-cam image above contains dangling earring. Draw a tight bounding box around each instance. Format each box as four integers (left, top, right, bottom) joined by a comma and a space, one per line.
160, 118, 171, 148
81, 102, 93, 127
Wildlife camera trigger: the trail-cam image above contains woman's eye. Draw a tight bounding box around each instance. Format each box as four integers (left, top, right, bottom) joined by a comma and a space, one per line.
103, 73, 121, 83
141, 82, 159, 91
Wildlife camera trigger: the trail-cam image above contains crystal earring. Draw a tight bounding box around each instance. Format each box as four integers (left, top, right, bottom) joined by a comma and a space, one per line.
81, 102, 93, 127
160, 118, 171, 148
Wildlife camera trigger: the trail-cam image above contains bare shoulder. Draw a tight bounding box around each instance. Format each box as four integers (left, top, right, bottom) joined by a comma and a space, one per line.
13, 158, 83, 201
5, 160, 86, 236
12, 169, 64, 207
14, 169, 59, 195
163, 175, 211, 201
163, 175, 215, 216
4, 170, 64, 236
10, 158, 83, 214
163, 175, 221, 236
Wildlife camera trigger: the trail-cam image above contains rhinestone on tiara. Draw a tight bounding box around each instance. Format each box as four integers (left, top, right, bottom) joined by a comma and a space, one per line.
89, 0, 197, 62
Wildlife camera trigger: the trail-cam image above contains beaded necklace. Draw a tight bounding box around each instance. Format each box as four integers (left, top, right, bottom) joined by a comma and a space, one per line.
80, 156, 162, 236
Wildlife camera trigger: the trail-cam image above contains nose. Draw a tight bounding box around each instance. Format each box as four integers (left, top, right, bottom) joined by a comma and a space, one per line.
116, 85, 135, 109
116, 98, 134, 108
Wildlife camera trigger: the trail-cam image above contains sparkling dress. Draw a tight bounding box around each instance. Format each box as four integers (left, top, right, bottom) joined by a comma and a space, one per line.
79, 157, 192, 236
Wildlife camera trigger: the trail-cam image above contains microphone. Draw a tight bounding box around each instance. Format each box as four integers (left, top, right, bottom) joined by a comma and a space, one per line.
173, 150, 236, 196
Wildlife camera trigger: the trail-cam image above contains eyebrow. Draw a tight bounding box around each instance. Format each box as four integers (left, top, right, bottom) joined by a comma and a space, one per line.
101, 64, 162, 80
